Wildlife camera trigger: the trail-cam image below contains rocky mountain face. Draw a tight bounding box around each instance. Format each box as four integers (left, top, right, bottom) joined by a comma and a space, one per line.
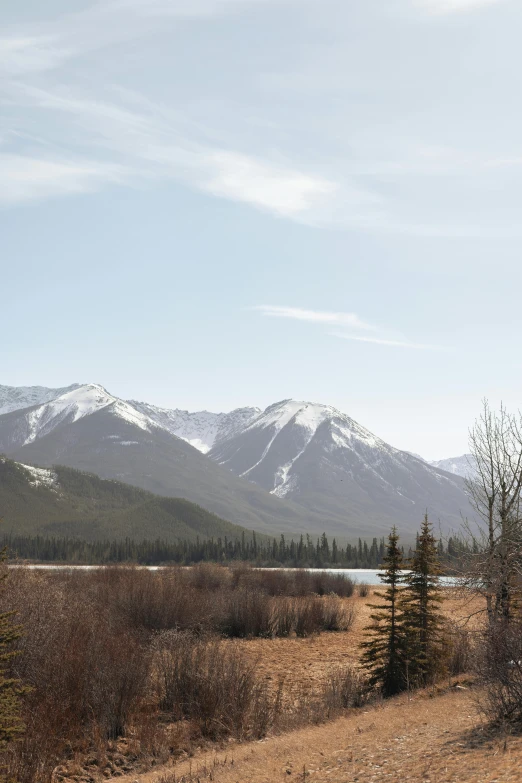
209, 399, 471, 533
0, 384, 151, 453
429, 454, 476, 480
0, 383, 81, 416
0, 384, 335, 537
0, 383, 473, 537
128, 400, 260, 453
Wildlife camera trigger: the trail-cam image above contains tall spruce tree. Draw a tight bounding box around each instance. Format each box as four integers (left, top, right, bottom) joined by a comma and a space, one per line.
401, 513, 444, 687
360, 527, 408, 696
0, 546, 25, 776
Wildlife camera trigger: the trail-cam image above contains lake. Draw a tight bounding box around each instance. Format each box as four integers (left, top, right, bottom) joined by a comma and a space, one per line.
9, 564, 457, 585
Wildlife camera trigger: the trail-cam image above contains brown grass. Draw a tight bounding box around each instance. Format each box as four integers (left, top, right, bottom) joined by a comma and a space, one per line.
0, 566, 361, 782
3, 570, 493, 783
120, 688, 522, 783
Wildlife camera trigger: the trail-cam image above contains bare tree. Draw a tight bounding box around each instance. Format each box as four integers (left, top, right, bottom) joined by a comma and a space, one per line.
465, 400, 522, 625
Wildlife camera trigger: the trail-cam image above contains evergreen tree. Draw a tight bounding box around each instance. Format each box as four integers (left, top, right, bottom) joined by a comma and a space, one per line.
401, 513, 445, 687
0, 546, 25, 776
360, 527, 408, 697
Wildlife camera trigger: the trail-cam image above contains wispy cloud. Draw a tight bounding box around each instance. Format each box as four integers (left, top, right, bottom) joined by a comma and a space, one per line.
253, 305, 446, 350
2, 0, 519, 237
252, 306, 375, 330
0, 153, 127, 205
414, 0, 504, 15
0, 0, 291, 75
330, 331, 447, 350
0, 82, 338, 217
202, 153, 336, 216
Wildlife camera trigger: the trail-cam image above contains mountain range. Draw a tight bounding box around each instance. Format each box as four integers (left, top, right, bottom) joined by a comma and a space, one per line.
0, 383, 474, 539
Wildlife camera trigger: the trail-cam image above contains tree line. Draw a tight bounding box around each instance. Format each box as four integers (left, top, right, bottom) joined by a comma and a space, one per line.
0, 531, 471, 569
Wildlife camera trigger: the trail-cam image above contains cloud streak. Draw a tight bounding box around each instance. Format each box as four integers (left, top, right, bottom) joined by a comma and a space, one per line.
253, 305, 445, 350
330, 331, 446, 350
252, 306, 375, 330
414, 0, 504, 15
0, 82, 339, 217
0, 154, 128, 205
0, 0, 293, 75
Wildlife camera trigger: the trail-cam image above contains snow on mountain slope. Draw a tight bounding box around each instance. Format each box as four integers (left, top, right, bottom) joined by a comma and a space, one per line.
0, 385, 473, 534
209, 399, 470, 530
25, 384, 153, 443
128, 401, 260, 452
217, 399, 391, 496
429, 454, 476, 479
0, 384, 153, 452
0, 383, 81, 416
18, 462, 58, 488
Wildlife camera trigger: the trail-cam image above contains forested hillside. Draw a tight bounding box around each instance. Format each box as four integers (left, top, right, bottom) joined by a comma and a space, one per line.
0, 457, 255, 542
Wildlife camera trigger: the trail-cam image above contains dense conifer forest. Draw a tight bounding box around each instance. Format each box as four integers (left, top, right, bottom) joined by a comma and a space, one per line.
1, 531, 472, 569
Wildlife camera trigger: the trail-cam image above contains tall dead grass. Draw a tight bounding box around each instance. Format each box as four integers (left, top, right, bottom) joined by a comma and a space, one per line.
1, 565, 358, 783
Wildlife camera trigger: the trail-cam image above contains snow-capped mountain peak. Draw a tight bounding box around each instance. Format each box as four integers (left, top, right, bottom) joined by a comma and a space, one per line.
128, 400, 261, 453
209, 397, 464, 515
0, 384, 473, 536
0, 383, 82, 416
429, 454, 476, 479
0, 383, 153, 451
243, 399, 384, 451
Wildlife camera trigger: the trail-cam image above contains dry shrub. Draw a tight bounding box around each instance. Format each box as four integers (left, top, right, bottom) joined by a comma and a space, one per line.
270, 597, 295, 637
1, 566, 360, 782
477, 619, 522, 726
319, 595, 354, 632
294, 597, 324, 637
220, 587, 273, 637
324, 664, 369, 710
309, 571, 355, 598
444, 621, 474, 676
357, 582, 370, 598
153, 631, 272, 739
3, 571, 150, 783
188, 562, 230, 592
251, 568, 294, 596
231, 568, 355, 598
106, 569, 216, 633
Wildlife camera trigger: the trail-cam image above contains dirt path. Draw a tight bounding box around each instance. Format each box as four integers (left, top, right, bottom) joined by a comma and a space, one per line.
118, 687, 522, 783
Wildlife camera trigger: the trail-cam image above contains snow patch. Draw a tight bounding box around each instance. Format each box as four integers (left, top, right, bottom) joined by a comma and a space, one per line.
19, 463, 57, 488
128, 401, 260, 452
0, 383, 81, 416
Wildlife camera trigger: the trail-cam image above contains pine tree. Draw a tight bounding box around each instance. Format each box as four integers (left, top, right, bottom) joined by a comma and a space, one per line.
360, 527, 408, 697
401, 514, 445, 687
0, 546, 25, 778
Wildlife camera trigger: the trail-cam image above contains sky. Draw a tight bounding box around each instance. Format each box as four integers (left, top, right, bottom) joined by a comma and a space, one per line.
2, 0, 522, 460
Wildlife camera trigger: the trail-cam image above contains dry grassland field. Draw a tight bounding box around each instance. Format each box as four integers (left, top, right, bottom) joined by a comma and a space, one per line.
122, 591, 522, 783
6, 568, 521, 783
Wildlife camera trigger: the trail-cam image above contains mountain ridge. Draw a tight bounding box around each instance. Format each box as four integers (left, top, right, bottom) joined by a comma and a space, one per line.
0, 456, 256, 542
0, 382, 474, 537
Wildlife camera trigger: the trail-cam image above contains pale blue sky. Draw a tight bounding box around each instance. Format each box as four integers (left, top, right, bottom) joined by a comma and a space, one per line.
2, 0, 522, 459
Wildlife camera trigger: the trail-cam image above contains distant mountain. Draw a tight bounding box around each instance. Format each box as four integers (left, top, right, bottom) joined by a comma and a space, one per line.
0, 383, 474, 537
209, 399, 472, 533
0, 457, 253, 542
0, 385, 339, 538
129, 400, 260, 453
0, 383, 81, 416
0, 384, 151, 452
429, 454, 476, 480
